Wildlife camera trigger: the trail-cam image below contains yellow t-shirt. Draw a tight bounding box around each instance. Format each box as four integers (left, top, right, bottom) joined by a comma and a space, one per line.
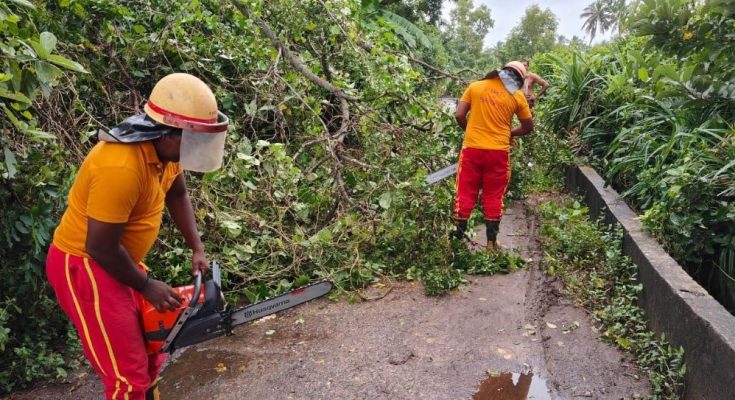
53, 141, 181, 264
460, 77, 532, 151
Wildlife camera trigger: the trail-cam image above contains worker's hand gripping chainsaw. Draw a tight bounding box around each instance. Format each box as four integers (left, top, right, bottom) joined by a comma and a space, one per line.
140, 262, 333, 353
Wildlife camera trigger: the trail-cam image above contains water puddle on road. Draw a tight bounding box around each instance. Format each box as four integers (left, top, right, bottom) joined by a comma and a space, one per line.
473, 372, 551, 400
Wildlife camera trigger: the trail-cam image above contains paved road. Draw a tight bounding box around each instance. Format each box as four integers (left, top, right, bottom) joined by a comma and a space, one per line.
5, 199, 651, 400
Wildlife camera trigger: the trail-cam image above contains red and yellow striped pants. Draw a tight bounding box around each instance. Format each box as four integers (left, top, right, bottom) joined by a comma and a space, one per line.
453, 147, 511, 221
46, 244, 166, 400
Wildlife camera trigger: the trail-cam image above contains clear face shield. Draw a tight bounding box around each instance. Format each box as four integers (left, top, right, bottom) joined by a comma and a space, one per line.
180, 128, 227, 172
499, 69, 521, 94
171, 111, 229, 172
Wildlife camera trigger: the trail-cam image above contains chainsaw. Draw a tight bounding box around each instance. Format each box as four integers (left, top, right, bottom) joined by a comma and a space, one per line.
425, 163, 457, 185
140, 262, 333, 353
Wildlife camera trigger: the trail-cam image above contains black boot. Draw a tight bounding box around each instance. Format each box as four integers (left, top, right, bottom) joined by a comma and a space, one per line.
485, 220, 501, 252
453, 219, 468, 240
145, 381, 160, 400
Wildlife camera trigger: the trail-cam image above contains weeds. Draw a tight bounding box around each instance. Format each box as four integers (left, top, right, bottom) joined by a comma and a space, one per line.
538, 197, 686, 399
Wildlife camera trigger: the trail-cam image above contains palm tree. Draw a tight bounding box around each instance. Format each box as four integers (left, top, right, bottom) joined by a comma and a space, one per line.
607, 0, 628, 35
581, 0, 629, 43
581, 0, 612, 43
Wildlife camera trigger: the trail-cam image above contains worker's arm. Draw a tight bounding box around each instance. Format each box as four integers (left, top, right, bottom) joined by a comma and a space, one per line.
455, 101, 470, 131
535, 75, 550, 98
511, 118, 534, 137
86, 218, 182, 312
165, 173, 208, 276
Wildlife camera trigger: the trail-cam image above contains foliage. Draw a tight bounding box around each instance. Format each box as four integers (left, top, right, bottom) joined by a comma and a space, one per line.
361, 0, 435, 51
496, 5, 559, 61
420, 265, 466, 296
630, 0, 735, 100
506, 110, 575, 199
414, 239, 526, 296
540, 0, 735, 312
0, 0, 85, 392
441, 0, 497, 77
538, 198, 686, 399
380, 0, 445, 26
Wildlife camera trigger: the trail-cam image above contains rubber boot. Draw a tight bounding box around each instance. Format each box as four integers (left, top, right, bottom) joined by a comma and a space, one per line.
485, 220, 501, 253
145, 380, 160, 400
453, 219, 468, 240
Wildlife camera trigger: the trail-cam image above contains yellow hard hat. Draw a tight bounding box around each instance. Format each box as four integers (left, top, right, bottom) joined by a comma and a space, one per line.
144, 73, 230, 172
503, 61, 527, 80
144, 73, 228, 133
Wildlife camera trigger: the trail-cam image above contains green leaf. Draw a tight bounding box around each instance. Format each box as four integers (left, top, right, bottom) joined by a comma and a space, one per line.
380, 10, 433, 50
220, 220, 242, 238
15, 220, 29, 234
294, 274, 310, 287
39, 32, 57, 54
637, 67, 649, 82
0, 88, 31, 104
1, 105, 26, 131
653, 64, 678, 82
3, 147, 17, 178
27, 129, 57, 140
316, 228, 333, 243
35, 61, 63, 84
46, 54, 88, 73
379, 192, 392, 209
7, 0, 36, 9
29, 40, 48, 59
616, 336, 632, 350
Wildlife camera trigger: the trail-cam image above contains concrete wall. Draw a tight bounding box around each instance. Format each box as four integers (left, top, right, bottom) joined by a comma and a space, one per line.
565, 166, 735, 400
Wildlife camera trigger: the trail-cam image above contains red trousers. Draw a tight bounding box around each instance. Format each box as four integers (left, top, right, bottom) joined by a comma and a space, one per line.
46, 244, 165, 400
453, 147, 510, 221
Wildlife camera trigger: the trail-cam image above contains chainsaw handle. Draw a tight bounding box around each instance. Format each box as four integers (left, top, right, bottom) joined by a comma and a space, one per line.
189, 271, 202, 308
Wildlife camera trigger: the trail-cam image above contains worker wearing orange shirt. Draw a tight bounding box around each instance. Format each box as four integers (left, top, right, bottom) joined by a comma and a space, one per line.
45, 73, 229, 400
453, 61, 534, 251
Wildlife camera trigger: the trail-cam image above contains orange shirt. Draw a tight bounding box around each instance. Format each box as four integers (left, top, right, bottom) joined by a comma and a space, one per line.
53, 141, 181, 264
460, 77, 532, 152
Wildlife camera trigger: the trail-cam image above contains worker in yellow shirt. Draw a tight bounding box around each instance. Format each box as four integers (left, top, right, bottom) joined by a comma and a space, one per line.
453, 61, 534, 252
45, 73, 229, 400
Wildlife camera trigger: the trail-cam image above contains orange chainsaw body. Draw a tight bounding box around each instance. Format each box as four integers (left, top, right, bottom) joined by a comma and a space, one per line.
139, 283, 206, 354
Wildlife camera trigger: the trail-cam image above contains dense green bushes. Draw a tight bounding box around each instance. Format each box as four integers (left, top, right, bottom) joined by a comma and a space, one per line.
0, 0, 88, 391
539, 0, 735, 312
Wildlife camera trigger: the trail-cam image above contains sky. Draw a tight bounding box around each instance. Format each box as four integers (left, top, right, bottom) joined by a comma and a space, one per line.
443, 0, 614, 47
